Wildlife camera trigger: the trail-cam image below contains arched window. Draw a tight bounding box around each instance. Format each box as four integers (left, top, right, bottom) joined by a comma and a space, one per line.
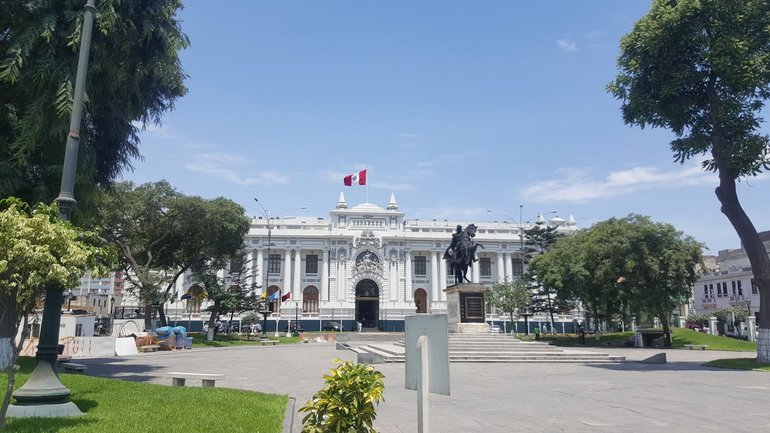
303, 286, 319, 313
414, 288, 427, 313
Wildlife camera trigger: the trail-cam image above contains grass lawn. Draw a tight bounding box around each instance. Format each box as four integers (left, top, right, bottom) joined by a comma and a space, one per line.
704, 358, 770, 372
190, 333, 299, 347
2, 357, 287, 433
539, 328, 757, 351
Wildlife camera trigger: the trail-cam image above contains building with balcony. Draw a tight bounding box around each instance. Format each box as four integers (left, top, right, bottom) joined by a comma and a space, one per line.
692, 231, 770, 319
164, 193, 577, 332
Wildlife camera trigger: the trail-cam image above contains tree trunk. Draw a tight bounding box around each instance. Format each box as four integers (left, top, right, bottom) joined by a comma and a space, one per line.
715, 180, 770, 361
207, 306, 219, 342
709, 91, 770, 362
143, 302, 154, 331
157, 304, 168, 327
661, 313, 672, 348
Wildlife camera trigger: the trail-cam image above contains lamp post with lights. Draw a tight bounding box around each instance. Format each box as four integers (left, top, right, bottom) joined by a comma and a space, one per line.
253, 198, 306, 336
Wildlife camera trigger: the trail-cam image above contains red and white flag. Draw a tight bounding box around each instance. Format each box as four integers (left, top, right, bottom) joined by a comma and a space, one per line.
343, 169, 367, 186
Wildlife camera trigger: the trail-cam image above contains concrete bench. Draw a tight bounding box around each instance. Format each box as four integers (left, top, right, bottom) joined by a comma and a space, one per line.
260, 339, 277, 346
684, 344, 708, 350
168, 372, 223, 387
138, 345, 160, 352
60, 362, 87, 374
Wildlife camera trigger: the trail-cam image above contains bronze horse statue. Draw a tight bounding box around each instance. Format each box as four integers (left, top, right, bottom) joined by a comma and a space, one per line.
444, 224, 484, 285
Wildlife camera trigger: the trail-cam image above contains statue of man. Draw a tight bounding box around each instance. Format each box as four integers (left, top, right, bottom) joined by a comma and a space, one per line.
443, 225, 463, 260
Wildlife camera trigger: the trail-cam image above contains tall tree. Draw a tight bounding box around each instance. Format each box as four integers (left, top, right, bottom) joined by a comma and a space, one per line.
0, 0, 188, 215
523, 224, 564, 332
0, 199, 112, 428
98, 181, 250, 330
487, 278, 531, 335
608, 0, 770, 360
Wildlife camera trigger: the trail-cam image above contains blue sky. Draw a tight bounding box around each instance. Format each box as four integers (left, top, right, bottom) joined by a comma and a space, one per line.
123, 1, 770, 254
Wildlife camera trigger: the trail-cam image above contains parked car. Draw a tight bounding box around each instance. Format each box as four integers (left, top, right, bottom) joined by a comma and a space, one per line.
322, 322, 343, 332
489, 325, 503, 334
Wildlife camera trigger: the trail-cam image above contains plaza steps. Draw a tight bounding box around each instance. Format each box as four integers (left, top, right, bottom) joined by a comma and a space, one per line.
352, 334, 625, 364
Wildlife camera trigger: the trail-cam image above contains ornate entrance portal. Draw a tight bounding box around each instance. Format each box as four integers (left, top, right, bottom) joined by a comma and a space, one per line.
355, 279, 379, 329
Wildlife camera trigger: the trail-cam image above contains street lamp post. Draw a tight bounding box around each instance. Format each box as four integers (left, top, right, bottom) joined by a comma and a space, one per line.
253, 198, 305, 337
11, 0, 96, 417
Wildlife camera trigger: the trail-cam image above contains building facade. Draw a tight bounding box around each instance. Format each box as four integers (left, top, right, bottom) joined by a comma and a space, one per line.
202, 193, 579, 332
692, 231, 770, 320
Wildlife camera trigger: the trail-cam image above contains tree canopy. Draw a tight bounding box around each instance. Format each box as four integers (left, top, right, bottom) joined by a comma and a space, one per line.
608, 0, 770, 358
0, 198, 112, 427
488, 278, 531, 334
98, 181, 250, 330
0, 0, 188, 214
529, 215, 703, 345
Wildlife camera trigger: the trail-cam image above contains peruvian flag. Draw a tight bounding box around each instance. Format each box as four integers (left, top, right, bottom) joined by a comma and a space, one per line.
344, 169, 367, 186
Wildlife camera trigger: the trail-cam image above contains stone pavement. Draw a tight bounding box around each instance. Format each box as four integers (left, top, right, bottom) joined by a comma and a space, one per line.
75, 343, 770, 432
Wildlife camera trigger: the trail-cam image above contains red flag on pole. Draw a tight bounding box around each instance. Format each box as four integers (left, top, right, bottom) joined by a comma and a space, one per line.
343, 169, 367, 186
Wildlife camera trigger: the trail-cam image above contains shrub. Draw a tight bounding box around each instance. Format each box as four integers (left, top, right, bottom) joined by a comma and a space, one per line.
299, 359, 385, 433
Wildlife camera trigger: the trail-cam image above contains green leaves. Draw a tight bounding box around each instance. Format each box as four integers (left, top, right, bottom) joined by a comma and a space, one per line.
299, 360, 385, 433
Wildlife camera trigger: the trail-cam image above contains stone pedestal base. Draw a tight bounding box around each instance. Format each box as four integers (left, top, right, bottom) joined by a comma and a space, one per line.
7, 401, 83, 418
444, 283, 490, 333
453, 323, 491, 334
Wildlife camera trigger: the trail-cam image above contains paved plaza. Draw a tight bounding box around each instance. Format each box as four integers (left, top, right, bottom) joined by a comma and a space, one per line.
76, 342, 770, 432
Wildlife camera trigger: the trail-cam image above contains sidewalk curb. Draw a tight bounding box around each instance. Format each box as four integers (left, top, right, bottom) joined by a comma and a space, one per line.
283, 396, 296, 433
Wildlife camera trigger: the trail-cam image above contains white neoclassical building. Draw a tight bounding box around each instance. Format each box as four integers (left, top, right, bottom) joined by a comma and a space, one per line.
219, 193, 578, 332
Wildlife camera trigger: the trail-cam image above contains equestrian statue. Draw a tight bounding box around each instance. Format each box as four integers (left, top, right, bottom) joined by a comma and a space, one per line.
443, 224, 484, 285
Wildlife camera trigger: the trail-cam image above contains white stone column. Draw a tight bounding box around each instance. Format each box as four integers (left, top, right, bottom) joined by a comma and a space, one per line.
255, 249, 264, 293
430, 251, 439, 303
293, 249, 302, 299
504, 253, 513, 281
283, 250, 292, 297
338, 260, 347, 301
497, 253, 505, 282
390, 261, 398, 301
472, 259, 480, 283
404, 251, 412, 301
321, 249, 329, 301
439, 255, 447, 301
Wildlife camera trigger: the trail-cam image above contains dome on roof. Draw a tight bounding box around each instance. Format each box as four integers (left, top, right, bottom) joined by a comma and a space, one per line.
549, 216, 566, 226
350, 203, 387, 212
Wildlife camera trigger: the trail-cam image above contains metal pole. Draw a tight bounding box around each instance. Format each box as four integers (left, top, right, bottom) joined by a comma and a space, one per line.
12, 0, 96, 415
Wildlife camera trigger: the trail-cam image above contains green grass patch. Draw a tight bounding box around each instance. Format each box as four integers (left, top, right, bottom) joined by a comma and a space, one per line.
670, 328, 756, 351
2, 357, 287, 433
704, 358, 770, 371
539, 328, 757, 351
190, 333, 299, 347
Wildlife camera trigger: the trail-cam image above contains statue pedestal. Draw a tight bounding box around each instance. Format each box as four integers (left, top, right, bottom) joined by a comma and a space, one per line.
444, 283, 490, 334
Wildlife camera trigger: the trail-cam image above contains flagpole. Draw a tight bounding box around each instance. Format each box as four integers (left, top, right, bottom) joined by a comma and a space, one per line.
366, 166, 369, 203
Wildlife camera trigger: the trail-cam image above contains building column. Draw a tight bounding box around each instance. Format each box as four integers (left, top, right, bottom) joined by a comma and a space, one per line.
283, 250, 292, 297
439, 255, 447, 301
389, 261, 398, 301
293, 249, 302, 299
504, 253, 513, 281
246, 250, 255, 289
321, 249, 329, 301
404, 251, 412, 301
496, 253, 505, 282
472, 259, 480, 283
431, 251, 439, 303
255, 249, 264, 294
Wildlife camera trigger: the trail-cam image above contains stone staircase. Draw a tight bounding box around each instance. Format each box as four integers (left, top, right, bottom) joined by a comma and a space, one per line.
350, 334, 625, 364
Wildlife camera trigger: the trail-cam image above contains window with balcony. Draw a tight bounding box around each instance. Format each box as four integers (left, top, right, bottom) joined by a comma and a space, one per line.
480, 257, 492, 277
306, 254, 318, 274
268, 254, 281, 274
414, 256, 427, 276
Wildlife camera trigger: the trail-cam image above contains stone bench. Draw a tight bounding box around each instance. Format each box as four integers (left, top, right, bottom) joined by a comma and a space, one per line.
138, 345, 160, 352
684, 344, 707, 350
168, 372, 223, 387
260, 339, 277, 346
60, 362, 87, 374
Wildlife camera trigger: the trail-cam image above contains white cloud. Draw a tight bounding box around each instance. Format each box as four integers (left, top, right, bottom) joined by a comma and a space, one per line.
184, 152, 289, 185
556, 38, 578, 53
521, 162, 718, 203
397, 133, 419, 138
